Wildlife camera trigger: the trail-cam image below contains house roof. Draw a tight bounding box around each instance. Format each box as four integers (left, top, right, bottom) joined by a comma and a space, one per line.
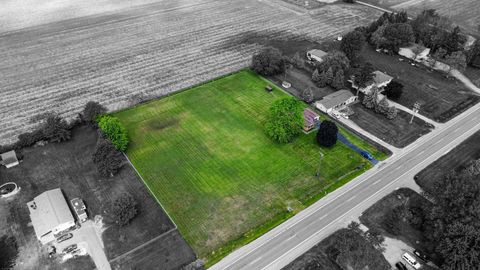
373, 71, 393, 85
317, 90, 354, 110
27, 188, 74, 238
400, 43, 429, 52
307, 49, 327, 59
0, 150, 18, 166
304, 108, 319, 125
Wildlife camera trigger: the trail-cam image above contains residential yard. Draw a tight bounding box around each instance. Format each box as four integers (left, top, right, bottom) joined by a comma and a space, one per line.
283, 226, 390, 270
0, 125, 195, 269
359, 188, 442, 266
114, 70, 387, 265
415, 131, 480, 193
361, 46, 480, 122
349, 103, 433, 148
359, 0, 480, 36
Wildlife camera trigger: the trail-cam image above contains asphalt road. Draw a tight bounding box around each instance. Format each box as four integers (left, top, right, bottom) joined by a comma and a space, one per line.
211, 103, 480, 270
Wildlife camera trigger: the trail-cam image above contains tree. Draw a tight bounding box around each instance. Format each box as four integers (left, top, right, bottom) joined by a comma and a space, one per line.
92, 138, 124, 177
431, 47, 448, 67
444, 51, 467, 73
386, 106, 398, 119
42, 114, 71, 143
111, 193, 138, 226
370, 22, 389, 48
354, 62, 374, 89
317, 71, 328, 87
466, 40, 480, 66
442, 26, 467, 55
375, 96, 389, 114
316, 121, 338, 147
362, 85, 379, 109
325, 67, 334, 85
340, 30, 366, 61
382, 23, 415, 52
464, 159, 480, 176
97, 115, 129, 151
316, 51, 350, 74
251, 48, 285, 76
384, 80, 403, 100
302, 87, 314, 103
291, 52, 304, 68
331, 70, 345, 90
82, 101, 107, 124
312, 69, 321, 82
0, 236, 18, 269
264, 97, 303, 144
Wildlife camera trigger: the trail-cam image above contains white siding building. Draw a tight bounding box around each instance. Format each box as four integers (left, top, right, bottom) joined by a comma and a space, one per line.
27, 188, 75, 244
316, 90, 357, 114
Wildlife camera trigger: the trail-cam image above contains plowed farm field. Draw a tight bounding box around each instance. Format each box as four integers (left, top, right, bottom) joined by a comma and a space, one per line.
0, 0, 380, 145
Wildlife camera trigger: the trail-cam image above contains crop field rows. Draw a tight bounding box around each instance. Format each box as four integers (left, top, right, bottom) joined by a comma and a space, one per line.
0, 0, 380, 145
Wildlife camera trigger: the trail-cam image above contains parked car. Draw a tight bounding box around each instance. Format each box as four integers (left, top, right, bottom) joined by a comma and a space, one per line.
402, 252, 421, 269
414, 249, 429, 262
62, 244, 78, 254
56, 233, 73, 243
360, 151, 374, 160
395, 262, 407, 270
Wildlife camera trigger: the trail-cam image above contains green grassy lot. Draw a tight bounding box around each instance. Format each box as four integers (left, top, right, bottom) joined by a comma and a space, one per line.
115, 70, 386, 264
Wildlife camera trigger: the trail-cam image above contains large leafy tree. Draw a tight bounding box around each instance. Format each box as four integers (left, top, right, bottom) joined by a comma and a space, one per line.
316, 121, 338, 147
316, 51, 350, 75
97, 115, 129, 151
42, 114, 71, 143
354, 62, 375, 89
264, 97, 304, 144
82, 101, 107, 124
340, 30, 366, 61
111, 193, 138, 226
92, 138, 124, 177
424, 171, 480, 270
251, 47, 285, 76
382, 23, 415, 52
384, 80, 403, 100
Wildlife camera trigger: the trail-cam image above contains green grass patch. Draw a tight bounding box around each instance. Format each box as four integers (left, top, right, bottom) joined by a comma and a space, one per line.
114, 70, 384, 264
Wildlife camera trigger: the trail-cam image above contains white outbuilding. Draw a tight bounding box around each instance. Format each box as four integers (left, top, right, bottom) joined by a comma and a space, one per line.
27, 188, 75, 244
399, 43, 431, 62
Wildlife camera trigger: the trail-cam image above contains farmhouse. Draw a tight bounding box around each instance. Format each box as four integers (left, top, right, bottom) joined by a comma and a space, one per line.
306, 49, 327, 63
0, 150, 19, 168
303, 108, 320, 131
399, 43, 430, 62
354, 71, 393, 94
27, 188, 75, 244
316, 90, 357, 114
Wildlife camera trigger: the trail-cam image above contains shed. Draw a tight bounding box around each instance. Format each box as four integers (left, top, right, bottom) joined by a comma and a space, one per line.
303, 108, 320, 131
0, 150, 19, 168
306, 49, 327, 63
27, 188, 75, 244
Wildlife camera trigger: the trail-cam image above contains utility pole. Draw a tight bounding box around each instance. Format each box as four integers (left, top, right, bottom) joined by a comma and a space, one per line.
410, 102, 420, 124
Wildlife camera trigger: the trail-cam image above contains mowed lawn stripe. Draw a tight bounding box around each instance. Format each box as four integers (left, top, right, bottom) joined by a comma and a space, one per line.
115, 70, 374, 263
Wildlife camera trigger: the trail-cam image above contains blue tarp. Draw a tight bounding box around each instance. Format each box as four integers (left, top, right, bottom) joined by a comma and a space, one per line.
337, 133, 379, 165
